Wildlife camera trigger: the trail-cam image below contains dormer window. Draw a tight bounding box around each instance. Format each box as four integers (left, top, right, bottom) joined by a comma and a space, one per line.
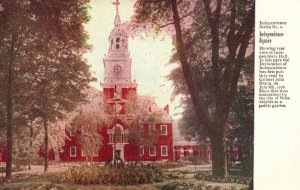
160, 125, 167, 135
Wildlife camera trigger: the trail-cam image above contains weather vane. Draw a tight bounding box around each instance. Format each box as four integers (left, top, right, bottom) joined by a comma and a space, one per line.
113, 0, 120, 12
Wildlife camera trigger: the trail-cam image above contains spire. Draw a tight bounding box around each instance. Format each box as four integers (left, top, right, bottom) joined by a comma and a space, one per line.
113, 0, 121, 26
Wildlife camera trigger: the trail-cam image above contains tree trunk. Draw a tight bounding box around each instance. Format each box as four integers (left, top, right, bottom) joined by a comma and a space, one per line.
170, 0, 211, 129
204, 142, 209, 163
43, 116, 48, 172
54, 149, 60, 162
5, 33, 16, 179
211, 133, 228, 177
28, 125, 33, 170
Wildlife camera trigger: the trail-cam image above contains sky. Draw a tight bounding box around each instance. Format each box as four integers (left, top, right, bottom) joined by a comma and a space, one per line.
84, 0, 182, 118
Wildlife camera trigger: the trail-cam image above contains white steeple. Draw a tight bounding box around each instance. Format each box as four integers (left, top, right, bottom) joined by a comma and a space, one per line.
113, 0, 121, 27
101, 0, 136, 88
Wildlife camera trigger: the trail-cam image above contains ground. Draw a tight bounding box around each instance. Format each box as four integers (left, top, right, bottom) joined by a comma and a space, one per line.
0, 162, 250, 190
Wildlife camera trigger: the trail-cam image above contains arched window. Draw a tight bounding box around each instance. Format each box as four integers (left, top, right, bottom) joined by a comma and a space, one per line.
111, 39, 113, 45
116, 38, 120, 42
115, 126, 122, 143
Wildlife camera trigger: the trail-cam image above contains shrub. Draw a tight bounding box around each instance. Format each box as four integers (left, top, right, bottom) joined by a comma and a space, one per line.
161, 183, 177, 190
194, 171, 252, 185
55, 163, 166, 185
161, 182, 248, 190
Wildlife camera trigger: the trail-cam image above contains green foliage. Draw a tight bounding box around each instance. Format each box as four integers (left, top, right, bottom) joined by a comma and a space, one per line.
71, 113, 104, 162
194, 171, 252, 185
161, 183, 177, 190
56, 164, 166, 185
0, 0, 94, 174
161, 181, 249, 190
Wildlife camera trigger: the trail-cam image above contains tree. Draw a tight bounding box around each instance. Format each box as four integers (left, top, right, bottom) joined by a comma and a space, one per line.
133, 0, 254, 177
124, 92, 165, 161
72, 114, 103, 162
0, 0, 93, 176
227, 55, 254, 176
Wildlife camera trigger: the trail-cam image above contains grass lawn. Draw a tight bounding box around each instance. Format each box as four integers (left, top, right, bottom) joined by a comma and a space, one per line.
0, 164, 250, 190
0, 173, 161, 190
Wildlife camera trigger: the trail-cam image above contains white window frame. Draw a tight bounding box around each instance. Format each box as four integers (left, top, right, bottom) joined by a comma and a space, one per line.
81, 149, 86, 157
161, 145, 168, 156
70, 146, 76, 157
109, 133, 113, 143
160, 125, 168, 135
139, 146, 144, 156
149, 146, 156, 156
122, 133, 128, 143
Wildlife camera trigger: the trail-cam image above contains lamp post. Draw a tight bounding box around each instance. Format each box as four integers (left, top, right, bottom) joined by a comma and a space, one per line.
113, 85, 117, 165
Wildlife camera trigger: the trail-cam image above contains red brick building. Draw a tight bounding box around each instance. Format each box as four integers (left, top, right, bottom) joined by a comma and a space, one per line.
59, 2, 173, 163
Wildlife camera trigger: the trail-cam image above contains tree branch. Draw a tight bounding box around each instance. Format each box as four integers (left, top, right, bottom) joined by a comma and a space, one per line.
223, 0, 237, 93
171, 0, 212, 133
150, 12, 193, 28
229, 3, 254, 101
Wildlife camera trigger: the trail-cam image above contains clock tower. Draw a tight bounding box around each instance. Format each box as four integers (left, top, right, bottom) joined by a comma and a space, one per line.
101, 0, 137, 104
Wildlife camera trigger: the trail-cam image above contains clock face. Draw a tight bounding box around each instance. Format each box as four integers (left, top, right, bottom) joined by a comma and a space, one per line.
113, 64, 122, 75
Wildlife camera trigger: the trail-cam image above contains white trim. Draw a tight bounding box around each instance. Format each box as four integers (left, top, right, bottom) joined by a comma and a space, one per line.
70, 146, 76, 157
108, 133, 114, 143
149, 146, 156, 156
122, 133, 128, 143
100, 82, 137, 88
160, 125, 168, 135
139, 146, 144, 156
81, 150, 86, 157
161, 145, 168, 156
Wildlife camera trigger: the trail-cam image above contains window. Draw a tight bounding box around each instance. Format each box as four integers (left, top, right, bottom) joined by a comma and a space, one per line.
115, 126, 122, 143
82, 147, 98, 157
111, 39, 113, 46
116, 44, 119, 49
161, 145, 168, 156
82, 149, 86, 156
122, 133, 128, 143
149, 125, 155, 133
234, 153, 239, 160
193, 145, 199, 151
70, 146, 76, 157
139, 146, 144, 156
116, 38, 120, 42
149, 146, 156, 156
160, 125, 167, 135
109, 133, 113, 143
